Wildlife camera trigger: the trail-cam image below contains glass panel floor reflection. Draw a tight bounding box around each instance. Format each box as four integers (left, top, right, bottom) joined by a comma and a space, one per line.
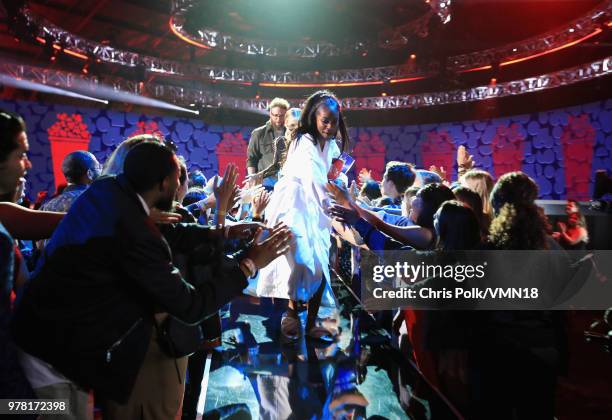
188, 275, 461, 420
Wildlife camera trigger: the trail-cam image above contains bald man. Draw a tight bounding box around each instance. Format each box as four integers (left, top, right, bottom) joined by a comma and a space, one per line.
42, 151, 101, 213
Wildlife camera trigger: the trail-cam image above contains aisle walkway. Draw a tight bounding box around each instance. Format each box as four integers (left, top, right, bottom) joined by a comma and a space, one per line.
192, 273, 461, 420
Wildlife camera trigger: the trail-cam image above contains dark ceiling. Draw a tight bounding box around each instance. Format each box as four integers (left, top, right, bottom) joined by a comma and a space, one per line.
1, 0, 605, 67
0, 0, 609, 124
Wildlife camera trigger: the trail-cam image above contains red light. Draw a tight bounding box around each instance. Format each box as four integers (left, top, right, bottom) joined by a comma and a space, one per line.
361, 51, 368, 57
490, 78, 497, 85
389, 76, 426, 83
410, 54, 416, 60
169, 16, 212, 50
258, 80, 383, 88
458, 65, 492, 74
500, 29, 602, 67
64, 49, 88, 60
255, 94, 260, 100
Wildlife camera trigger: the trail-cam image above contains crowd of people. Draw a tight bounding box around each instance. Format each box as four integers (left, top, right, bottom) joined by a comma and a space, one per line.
0, 89, 595, 419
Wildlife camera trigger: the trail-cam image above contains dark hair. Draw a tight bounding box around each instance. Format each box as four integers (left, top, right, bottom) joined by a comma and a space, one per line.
415, 183, 455, 229
0, 110, 26, 163
434, 200, 481, 250
360, 180, 382, 201
183, 187, 207, 207
62, 151, 97, 183
489, 172, 549, 250
177, 157, 187, 186
566, 199, 587, 228
188, 170, 207, 188
296, 90, 349, 153
124, 142, 177, 193
384, 162, 415, 195
452, 185, 490, 236
374, 196, 395, 207
414, 169, 441, 186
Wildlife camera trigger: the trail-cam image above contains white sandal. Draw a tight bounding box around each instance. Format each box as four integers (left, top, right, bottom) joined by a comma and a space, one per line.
280, 312, 302, 341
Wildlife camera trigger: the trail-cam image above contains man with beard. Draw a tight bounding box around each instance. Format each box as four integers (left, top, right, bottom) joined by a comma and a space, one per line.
12, 142, 291, 419
247, 97, 289, 190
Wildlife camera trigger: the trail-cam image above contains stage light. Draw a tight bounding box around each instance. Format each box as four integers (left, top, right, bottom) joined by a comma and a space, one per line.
490, 78, 497, 85
381, 92, 387, 96
410, 54, 416, 60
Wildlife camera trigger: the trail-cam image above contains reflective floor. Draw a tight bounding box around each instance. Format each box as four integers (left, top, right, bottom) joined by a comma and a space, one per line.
189, 273, 461, 420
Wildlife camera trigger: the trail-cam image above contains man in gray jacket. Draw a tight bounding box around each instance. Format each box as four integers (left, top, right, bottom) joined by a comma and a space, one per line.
246, 97, 289, 190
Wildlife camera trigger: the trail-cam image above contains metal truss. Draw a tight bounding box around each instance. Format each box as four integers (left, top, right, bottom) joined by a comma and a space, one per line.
17, 2, 610, 85
170, 1, 367, 58
448, 1, 612, 71
170, 0, 444, 58
340, 57, 612, 110
2, 58, 609, 111
0, 62, 98, 88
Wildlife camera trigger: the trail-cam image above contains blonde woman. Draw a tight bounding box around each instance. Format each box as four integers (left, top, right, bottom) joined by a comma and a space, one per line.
245, 107, 301, 186
460, 169, 494, 228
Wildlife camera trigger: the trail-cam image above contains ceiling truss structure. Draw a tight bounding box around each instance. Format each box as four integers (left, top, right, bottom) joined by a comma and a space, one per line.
2, 57, 609, 111
15, 2, 611, 86
169, 0, 450, 58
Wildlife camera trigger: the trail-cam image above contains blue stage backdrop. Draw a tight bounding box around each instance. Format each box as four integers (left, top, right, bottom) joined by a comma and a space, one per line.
1, 98, 610, 201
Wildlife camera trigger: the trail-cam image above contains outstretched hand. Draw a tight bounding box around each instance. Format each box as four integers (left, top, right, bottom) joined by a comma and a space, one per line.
213, 163, 239, 214
150, 208, 182, 224
244, 173, 263, 188
429, 165, 447, 182
252, 190, 271, 219
247, 222, 292, 269
227, 221, 267, 241
329, 203, 360, 226
457, 145, 474, 170
326, 181, 354, 208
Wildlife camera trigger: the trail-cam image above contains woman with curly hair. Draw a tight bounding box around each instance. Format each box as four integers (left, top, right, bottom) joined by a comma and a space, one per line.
473, 171, 565, 420
256, 90, 349, 342
488, 171, 550, 250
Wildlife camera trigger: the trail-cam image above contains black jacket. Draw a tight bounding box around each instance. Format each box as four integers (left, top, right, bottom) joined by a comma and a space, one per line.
11, 175, 247, 403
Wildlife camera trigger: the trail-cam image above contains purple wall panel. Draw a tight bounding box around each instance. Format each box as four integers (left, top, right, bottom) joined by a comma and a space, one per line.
1, 98, 610, 201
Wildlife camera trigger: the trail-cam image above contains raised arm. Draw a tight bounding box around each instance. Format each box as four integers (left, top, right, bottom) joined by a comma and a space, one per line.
0, 202, 64, 240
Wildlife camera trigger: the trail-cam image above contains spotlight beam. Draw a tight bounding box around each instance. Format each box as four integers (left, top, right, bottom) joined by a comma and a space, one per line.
0, 73, 108, 104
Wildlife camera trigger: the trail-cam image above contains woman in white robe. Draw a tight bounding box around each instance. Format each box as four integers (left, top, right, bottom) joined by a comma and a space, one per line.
256, 91, 350, 340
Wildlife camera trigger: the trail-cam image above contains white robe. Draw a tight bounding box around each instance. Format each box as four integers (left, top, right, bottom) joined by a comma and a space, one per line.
256, 134, 340, 302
